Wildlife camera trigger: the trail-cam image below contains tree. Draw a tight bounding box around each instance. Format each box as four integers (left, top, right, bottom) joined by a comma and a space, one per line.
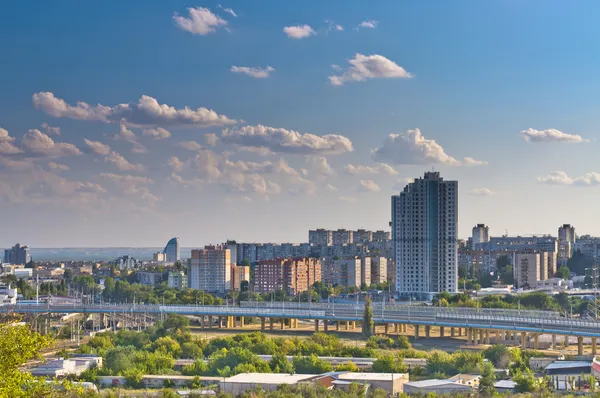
63, 268, 73, 282
478, 361, 496, 395
483, 345, 512, 368
269, 353, 293, 373
240, 280, 249, 293
362, 296, 374, 338
292, 355, 333, 374
240, 259, 252, 268
372, 354, 408, 373
556, 266, 571, 280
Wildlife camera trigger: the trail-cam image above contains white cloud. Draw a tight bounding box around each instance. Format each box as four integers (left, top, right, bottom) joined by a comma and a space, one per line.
537, 171, 600, 186
84, 139, 112, 156
283, 24, 316, 39
33, 92, 236, 127
230, 66, 275, 78
204, 133, 218, 146
463, 157, 488, 166
113, 124, 146, 153
168, 156, 185, 172
104, 151, 144, 172
22, 129, 81, 157
170, 173, 204, 189
173, 7, 228, 35
221, 124, 353, 155
41, 123, 61, 136
48, 162, 69, 172
306, 156, 335, 178
371, 128, 459, 165
359, 179, 380, 192
329, 53, 413, 86
100, 173, 153, 185
0, 128, 22, 154
345, 163, 397, 175
358, 20, 378, 29
326, 183, 338, 192
177, 141, 204, 151
520, 128, 589, 143
469, 188, 495, 196
222, 8, 237, 17
143, 127, 171, 140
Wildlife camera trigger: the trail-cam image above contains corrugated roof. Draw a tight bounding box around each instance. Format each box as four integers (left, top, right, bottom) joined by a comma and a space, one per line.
338, 372, 407, 381
546, 361, 591, 370
223, 373, 317, 384
405, 379, 459, 387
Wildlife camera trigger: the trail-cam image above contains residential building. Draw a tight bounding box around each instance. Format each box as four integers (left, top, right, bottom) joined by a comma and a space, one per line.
34, 267, 65, 279
372, 230, 391, 242
477, 236, 558, 253
360, 256, 371, 287
403, 380, 472, 395
572, 235, 600, 259
558, 224, 576, 243
514, 252, 541, 289
189, 245, 231, 294
0, 285, 17, 305
371, 257, 388, 285
153, 252, 166, 262
117, 255, 139, 270
138, 271, 165, 287
254, 258, 321, 295
231, 265, 250, 290
167, 271, 187, 289
354, 229, 373, 244
331, 373, 409, 395
308, 229, 332, 246
30, 356, 102, 377
226, 240, 239, 265
14, 268, 32, 279
392, 172, 458, 297
332, 229, 353, 245
3, 243, 31, 265
163, 237, 180, 263
558, 224, 576, 266
471, 224, 490, 247
332, 257, 361, 288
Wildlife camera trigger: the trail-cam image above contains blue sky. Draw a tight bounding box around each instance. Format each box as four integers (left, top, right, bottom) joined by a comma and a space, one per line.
1, 0, 600, 247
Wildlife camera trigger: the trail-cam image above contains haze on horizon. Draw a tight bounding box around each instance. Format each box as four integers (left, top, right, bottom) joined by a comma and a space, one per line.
2, 1, 600, 248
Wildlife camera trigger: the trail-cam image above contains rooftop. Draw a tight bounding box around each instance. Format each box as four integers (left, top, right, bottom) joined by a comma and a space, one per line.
405, 379, 460, 388
546, 361, 591, 370
449, 374, 481, 382
494, 380, 517, 389
223, 373, 317, 384
338, 372, 407, 381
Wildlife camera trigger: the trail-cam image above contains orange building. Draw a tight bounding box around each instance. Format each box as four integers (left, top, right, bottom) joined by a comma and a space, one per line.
255, 257, 321, 295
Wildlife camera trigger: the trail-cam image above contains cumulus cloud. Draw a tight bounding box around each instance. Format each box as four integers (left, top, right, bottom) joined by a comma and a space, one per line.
48, 162, 69, 171
221, 124, 353, 155
0, 128, 22, 154
537, 171, 600, 186
283, 24, 316, 39
345, 163, 397, 175
230, 66, 275, 78
173, 7, 228, 35
359, 179, 381, 192
22, 129, 81, 156
143, 127, 171, 140
371, 129, 459, 165
177, 141, 204, 151
104, 151, 144, 172
329, 53, 413, 86
204, 133, 218, 146
84, 139, 112, 156
100, 173, 153, 185
520, 128, 589, 143
358, 20, 378, 29
33, 92, 236, 127
463, 157, 488, 166
306, 156, 335, 178
468, 188, 495, 196
170, 173, 204, 189
41, 123, 61, 136
168, 156, 185, 172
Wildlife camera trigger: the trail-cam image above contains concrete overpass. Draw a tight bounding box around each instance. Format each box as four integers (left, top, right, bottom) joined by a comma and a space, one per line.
5, 302, 600, 355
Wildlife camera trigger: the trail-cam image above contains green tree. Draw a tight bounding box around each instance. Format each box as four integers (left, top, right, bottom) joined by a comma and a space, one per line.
292, 355, 333, 374
478, 361, 496, 395
556, 266, 571, 280
483, 345, 512, 368
269, 353, 293, 373
371, 354, 408, 373
362, 296, 374, 338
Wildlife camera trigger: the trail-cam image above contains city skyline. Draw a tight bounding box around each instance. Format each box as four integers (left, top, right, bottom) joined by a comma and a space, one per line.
3, 1, 600, 247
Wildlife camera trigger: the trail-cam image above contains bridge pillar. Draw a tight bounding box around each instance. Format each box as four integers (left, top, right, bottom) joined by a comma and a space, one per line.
513, 331, 518, 344
314, 320, 319, 332
440, 327, 445, 338
450, 327, 455, 337
564, 335, 569, 347
394, 324, 399, 334
280, 319, 285, 330
533, 334, 539, 350
208, 316, 212, 329
592, 338, 597, 356
457, 327, 462, 336
494, 330, 500, 343
240, 316, 245, 328
425, 326, 430, 338
269, 318, 274, 331
467, 328, 472, 344
485, 330, 490, 345
384, 324, 389, 334
351, 321, 356, 330
551, 335, 556, 350
324, 321, 329, 332
260, 317, 266, 331
578, 336, 584, 356
336, 321, 340, 331
414, 325, 419, 339
345, 321, 350, 330
521, 332, 527, 349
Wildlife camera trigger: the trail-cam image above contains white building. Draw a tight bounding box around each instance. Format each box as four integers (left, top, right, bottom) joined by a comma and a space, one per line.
514, 252, 541, 289
332, 257, 361, 288
189, 245, 231, 294
168, 271, 187, 290
392, 172, 458, 297
0, 285, 17, 305
220, 373, 317, 395
371, 257, 388, 284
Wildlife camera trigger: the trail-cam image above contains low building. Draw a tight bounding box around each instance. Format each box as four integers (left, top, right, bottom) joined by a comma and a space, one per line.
0, 285, 17, 305
220, 373, 317, 395
168, 271, 187, 290
153, 252, 166, 262
448, 374, 481, 388
336, 372, 408, 394
403, 379, 473, 395
138, 271, 165, 287
30, 356, 102, 377
494, 380, 517, 393
14, 268, 32, 279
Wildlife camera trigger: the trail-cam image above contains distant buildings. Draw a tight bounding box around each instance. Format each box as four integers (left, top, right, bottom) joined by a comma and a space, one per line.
137, 271, 165, 287
4, 243, 31, 265
230, 265, 250, 291
153, 252, 166, 262
332, 257, 372, 288
189, 245, 231, 294
513, 251, 556, 289
163, 237, 180, 263
392, 172, 458, 297
370, 257, 388, 285
471, 224, 490, 247
167, 271, 187, 289
0, 285, 17, 305
254, 258, 321, 295
332, 229, 353, 245
116, 255, 140, 270
354, 229, 373, 244
308, 229, 332, 246
558, 224, 576, 266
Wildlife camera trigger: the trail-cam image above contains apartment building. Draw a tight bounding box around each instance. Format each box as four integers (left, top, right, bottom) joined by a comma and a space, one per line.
514, 252, 541, 289
167, 271, 187, 290
332, 257, 362, 288
308, 229, 332, 246
189, 245, 231, 294
371, 257, 388, 284
332, 229, 354, 245
354, 229, 374, 244
231, 265, 250, 290
254, 258, 321, 295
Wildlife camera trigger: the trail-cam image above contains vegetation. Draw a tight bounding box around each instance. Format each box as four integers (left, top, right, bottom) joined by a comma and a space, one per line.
363, 296, 374, 338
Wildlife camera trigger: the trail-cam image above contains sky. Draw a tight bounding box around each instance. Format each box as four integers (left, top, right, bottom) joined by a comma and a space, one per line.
2, 0, 600, 247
